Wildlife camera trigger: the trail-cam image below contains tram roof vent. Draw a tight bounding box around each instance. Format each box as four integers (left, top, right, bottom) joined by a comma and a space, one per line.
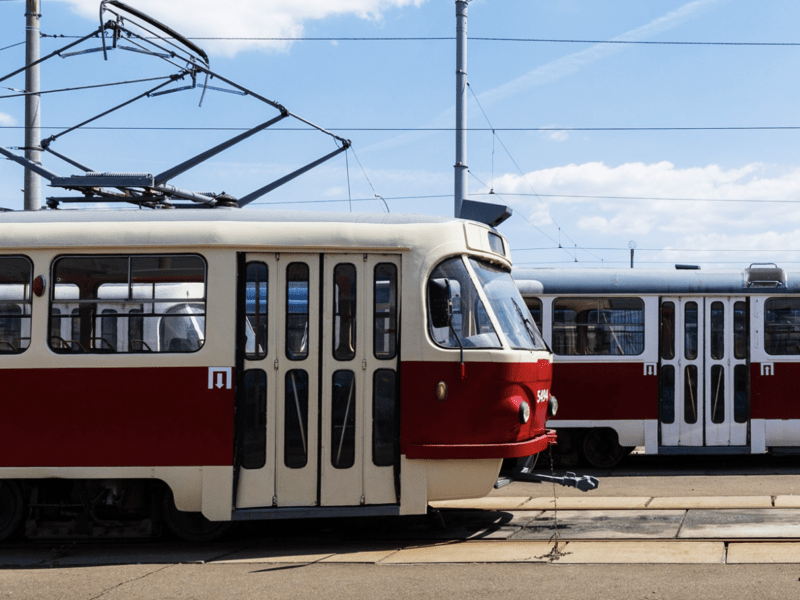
745, 263, 787, 288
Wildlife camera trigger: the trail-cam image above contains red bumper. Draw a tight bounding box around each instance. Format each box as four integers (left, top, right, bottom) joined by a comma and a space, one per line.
404, 429, 558, 460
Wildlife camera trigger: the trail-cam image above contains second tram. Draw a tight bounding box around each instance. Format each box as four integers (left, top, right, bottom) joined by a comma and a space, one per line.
515, 264, 800, 468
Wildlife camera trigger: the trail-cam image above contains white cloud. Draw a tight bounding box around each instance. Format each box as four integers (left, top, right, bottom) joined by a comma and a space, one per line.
542, 127, 569, 142
54, 0, 427, 57
495, 161, 800, 266
0, 113, 16, 127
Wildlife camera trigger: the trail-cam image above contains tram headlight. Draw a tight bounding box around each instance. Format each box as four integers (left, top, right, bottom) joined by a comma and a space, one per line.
519, 400, 531, 424
548, 395, 559, 419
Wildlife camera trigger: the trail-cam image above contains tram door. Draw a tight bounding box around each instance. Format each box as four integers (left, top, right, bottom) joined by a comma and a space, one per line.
234, 253, 400, 510
659, 297, 749, 448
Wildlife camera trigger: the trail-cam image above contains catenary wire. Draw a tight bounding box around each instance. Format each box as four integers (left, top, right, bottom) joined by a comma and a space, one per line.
36, 33, 800, 46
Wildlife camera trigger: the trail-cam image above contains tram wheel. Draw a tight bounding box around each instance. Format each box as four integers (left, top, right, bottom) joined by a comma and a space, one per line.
161, 489, 232, 543
0, 480, 24, 542
581, 428, 630, 469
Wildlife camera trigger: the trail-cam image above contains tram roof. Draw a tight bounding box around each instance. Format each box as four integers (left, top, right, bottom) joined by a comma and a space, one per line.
0, 208, 483, 253
513, 267, 800, 295
0, 208, 452, 226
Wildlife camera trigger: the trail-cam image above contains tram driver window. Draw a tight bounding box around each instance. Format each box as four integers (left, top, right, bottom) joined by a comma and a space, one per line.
49, 254, 207, 354
0, 256, 32, 354
426, 257, 501, 349
765, 298, 800, 355
552, 297, 644, 356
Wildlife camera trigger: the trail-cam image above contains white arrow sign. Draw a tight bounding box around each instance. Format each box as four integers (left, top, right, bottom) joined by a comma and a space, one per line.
208, 367, 232, 390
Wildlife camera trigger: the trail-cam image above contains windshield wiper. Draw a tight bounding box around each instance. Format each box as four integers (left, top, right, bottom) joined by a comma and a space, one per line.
512, 299, 539, 348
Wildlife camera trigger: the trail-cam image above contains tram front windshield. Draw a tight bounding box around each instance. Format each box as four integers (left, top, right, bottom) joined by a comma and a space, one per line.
428, 256, 546, 351
469, 258, 547, 351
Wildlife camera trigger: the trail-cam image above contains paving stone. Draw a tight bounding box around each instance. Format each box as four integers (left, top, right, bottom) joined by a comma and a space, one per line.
555, 541, 725, 564
647, 496, 772, 510
727, 542, 800, 563
773, 495, 800, 508
380, 541, 554, 563
679, 509, 800, 539
512, 510, 685, 540
520, 496, 651, 510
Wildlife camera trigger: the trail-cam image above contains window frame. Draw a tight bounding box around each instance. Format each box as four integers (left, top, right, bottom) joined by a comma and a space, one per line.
0, 255, 33, 355
551, 296, 645, 357
48, 253, 207, 354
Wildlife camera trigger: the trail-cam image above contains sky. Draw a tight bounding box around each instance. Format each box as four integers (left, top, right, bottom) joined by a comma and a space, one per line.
2, 0, 800, 270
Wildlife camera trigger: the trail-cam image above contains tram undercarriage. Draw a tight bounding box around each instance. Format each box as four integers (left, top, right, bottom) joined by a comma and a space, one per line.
0, 479, 231, 542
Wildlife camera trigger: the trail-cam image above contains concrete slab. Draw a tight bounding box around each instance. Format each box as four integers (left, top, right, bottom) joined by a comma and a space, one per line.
774, 495, 800, 508
727, 542, 800, 563
679, 509, 800, 539
320, 547, 404, 563
647, 496, 772, 509
380, 541, 554, 563
429, 497, 530, 511
556, 541, 725, 564
520, 496, 651, 510
513, 510, 685, 540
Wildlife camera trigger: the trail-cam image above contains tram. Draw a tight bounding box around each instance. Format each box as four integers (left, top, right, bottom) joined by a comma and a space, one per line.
0, 209, 555, 541
515, 264, 800, 468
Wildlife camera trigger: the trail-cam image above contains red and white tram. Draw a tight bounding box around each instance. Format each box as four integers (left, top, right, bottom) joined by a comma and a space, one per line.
0, 209, 554, 541
515, 264, 800, 468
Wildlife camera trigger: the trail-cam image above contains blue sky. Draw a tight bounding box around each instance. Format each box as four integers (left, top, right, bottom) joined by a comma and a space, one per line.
2, 0, 800, 269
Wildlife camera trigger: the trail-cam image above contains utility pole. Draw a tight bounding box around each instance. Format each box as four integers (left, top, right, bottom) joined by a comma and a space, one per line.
454, 0, 468, 218
24, 0, 42, 211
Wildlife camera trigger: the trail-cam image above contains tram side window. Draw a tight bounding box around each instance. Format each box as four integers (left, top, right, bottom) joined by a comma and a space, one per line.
333, 264, 357, 361
764, 298, 800, 355
245, 262, 268, 360
0, 256, 32, 354
733, 301, 747, 360
374, 264, 398, 360
552, 297, 644, 356
286, 263, 309, 360
285, 369, 309, 469
660, 302, 675, 360
239, 369, 267, 470
331, 370, 356, 469
49, 254, 206, 354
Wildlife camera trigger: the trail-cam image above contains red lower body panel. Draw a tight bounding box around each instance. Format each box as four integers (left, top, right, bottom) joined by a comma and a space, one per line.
751, 362, 800, 420
0, 367, 234, 467
551, 362, 657, 421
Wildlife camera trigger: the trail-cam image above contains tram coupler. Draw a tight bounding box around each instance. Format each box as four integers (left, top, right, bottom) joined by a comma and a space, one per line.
517, 472, 599, 492
495, 471, 599, 492
496, 454, 599, 492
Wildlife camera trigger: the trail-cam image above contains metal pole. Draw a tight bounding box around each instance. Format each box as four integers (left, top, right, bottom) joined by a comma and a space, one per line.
454, 0, 468, 218
24, 0, 42, 211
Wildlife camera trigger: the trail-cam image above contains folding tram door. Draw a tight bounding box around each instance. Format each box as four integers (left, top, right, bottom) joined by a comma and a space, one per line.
659, 297, 749, 449
234, 253, 401, 513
